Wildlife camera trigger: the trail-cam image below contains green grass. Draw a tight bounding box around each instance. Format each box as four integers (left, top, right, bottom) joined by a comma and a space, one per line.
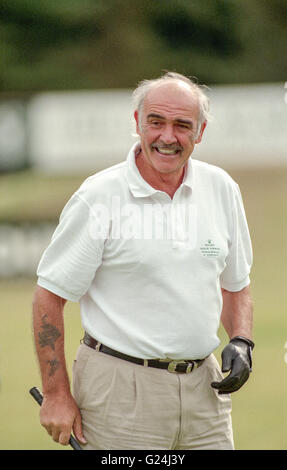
0, 170, 90, 223
0, 166, 286, 449
0, 278, 83, 450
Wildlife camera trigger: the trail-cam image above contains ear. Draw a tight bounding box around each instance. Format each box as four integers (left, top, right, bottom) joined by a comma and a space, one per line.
195, 121, 207, 144
134, 110, 141, 135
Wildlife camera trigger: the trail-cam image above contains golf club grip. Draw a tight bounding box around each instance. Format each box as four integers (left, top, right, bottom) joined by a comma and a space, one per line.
29, 387, 82, 450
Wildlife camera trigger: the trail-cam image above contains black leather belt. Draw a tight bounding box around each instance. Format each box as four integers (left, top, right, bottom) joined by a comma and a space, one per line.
83, 332, 205, 374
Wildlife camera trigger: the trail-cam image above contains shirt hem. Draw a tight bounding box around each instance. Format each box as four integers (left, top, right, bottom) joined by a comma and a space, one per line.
37, 277, 81, 302
220, 276, 250, 292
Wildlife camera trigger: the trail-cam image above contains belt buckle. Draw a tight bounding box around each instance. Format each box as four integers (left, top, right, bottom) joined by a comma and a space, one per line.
167, 360, 194, 374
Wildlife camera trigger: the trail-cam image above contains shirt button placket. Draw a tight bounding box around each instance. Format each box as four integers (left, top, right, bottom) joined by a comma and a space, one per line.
171, 191, 185, 249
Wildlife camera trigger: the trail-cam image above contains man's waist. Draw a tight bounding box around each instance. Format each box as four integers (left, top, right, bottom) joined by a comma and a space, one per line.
82, 332, 207, 374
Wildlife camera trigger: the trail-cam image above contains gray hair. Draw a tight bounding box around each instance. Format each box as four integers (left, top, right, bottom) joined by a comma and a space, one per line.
132, 71, 211, 137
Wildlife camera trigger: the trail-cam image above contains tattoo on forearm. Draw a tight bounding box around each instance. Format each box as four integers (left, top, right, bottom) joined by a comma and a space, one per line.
38, 314, 61, 350
47, 358, 60, 376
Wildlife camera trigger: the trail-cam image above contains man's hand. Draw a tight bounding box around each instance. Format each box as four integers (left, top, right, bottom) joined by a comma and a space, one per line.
40, 392, 87, 446
211, 336, 254, 394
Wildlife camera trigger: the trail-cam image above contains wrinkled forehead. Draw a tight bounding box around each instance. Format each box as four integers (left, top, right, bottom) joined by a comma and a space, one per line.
143, 81, 200, 121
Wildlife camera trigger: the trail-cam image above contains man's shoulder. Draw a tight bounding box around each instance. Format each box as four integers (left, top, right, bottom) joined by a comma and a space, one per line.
76, 160, 127, 201
192, 159, 237, 188
82, 161, 126, 186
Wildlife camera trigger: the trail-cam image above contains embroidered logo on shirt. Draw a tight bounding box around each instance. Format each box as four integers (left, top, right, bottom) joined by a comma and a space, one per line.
200, 239, 221, 257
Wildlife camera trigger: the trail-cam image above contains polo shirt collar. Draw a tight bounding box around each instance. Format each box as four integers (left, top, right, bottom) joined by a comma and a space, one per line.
125, 141, 193, 198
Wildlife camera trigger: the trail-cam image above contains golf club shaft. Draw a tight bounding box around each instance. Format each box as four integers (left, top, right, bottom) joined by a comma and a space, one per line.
29, 386, 82, 450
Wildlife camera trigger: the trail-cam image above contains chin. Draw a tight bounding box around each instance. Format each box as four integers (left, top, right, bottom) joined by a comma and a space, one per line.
151, 153, 183, 173
153, 161, 182, 174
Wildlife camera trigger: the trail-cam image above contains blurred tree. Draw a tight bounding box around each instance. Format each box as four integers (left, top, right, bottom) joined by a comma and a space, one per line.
1, 0, 287, 92
148, 1, 241, 55
1, 0, 104, 90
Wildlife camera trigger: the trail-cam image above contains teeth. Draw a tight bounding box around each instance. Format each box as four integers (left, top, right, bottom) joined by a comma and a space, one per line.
156, 148, 178, 155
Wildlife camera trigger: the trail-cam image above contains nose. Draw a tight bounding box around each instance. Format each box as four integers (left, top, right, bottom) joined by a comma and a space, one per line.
160, 124, 177, 144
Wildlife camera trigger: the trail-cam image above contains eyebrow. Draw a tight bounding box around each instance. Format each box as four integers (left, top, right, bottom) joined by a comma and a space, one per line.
147, 113, 194, 128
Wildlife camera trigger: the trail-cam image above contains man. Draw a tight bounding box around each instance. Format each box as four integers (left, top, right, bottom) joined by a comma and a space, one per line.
32, 72, 254, 450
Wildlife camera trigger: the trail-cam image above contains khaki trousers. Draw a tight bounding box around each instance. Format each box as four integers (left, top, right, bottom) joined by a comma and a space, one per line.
72, 343, 234, 450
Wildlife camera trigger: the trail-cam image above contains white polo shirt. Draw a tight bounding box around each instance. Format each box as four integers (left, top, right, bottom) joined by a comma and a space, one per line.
37, 142, 252, 360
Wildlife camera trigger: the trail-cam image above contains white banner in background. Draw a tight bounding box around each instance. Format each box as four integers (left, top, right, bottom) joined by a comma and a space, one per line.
0, 101, 27, 170
27, 84, 287, 173
28, 90, 135, 172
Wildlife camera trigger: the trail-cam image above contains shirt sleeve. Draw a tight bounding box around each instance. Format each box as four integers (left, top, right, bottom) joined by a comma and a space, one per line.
37, 192, 106, 302
220, 183, 253, 292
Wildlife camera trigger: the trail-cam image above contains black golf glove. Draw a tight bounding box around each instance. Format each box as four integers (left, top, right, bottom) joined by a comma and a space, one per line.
211, 336, 255, 394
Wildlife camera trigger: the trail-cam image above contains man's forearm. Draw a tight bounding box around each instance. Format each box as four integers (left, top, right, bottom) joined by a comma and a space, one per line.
32, 286, 86, 446
221, 285, 253, 340
32, 286, 70, 395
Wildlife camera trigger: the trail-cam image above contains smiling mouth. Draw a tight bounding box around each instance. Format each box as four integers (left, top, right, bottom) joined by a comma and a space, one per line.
152, 145, 182, 156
